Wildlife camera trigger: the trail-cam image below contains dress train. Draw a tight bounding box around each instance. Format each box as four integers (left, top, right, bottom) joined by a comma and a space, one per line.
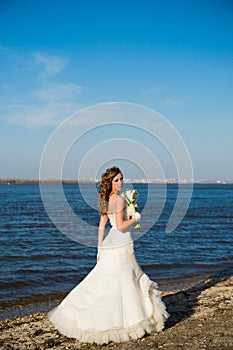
48, 214, 169, 344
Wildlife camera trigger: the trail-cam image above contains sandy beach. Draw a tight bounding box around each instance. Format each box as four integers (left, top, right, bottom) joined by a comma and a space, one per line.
0, 269, 232, 350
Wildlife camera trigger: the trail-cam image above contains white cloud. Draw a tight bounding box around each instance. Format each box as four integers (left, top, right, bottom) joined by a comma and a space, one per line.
142, 87, 161, 96
33, 52, 69, 76
31, 82, 81, 102
2, 82, 83, 128
0, 50, 83, 127
0, 45, 16, 56
141, 87, 189, 107
160, 98, 189, 106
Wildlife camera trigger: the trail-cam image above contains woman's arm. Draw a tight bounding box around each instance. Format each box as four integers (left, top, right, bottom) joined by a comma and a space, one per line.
115, 196, 139, 232
97, 214, 108, 261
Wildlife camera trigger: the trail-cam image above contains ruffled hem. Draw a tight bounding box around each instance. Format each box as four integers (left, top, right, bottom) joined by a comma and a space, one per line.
48, 277, 169, 345
139, 274, 170, 331
49, 312, 163, 344
48, 262, 169, 344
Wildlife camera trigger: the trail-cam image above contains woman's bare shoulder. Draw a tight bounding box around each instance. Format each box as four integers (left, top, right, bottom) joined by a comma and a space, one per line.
109, 194, 124, 212
109, 193, 124, 202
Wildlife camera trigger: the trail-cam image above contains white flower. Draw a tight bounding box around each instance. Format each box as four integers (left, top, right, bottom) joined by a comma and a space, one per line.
121, 189, 140, 229
121, 189, 138, 205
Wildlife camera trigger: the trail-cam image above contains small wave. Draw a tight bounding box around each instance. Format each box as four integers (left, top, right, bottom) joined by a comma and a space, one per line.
142, 261, 233, 271
216, 240, 232, 244
0, 280, 38, 289
0, 253, 67, 261
0, 255, 28, 261
0, 291, 68, 311
142, 263, 186, 270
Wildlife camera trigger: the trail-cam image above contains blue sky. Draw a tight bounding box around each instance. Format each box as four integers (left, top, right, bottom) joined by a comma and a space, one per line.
0, 0, 232, 180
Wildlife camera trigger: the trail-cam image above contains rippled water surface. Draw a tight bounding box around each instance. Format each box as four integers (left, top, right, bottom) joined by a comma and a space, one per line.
0, 183, 232, 303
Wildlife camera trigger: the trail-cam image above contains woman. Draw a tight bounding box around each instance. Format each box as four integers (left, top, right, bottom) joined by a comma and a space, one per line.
48, 166, 169, 344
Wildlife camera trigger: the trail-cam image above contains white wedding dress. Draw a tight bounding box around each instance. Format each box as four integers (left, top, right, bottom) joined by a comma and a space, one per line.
48, 213, 169, 344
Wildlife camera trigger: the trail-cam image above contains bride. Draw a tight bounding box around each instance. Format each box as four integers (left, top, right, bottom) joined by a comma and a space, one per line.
48, 166, 169, 344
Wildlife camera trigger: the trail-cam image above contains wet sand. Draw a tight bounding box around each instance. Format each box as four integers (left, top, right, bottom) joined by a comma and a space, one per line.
0, 270, 232, 349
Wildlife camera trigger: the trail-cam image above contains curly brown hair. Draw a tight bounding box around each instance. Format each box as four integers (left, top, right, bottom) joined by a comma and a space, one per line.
98, 166, 122, 215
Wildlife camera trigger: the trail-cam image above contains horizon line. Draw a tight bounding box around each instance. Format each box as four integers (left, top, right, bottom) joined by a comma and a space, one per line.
0, 177, 232, 184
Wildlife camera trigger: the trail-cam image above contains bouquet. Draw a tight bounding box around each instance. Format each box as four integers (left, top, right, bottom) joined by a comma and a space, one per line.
121, 189, 140, 229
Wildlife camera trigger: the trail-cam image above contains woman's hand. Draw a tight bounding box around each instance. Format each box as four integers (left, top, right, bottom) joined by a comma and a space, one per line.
134, 212, 141, 222
97, 245, 102, 262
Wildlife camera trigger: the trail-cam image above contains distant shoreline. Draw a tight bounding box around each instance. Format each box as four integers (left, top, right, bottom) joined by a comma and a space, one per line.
0, 178, 232, 184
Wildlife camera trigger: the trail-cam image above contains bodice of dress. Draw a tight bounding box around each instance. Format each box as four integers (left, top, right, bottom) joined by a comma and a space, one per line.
100, 212, 132, 249
108, 206, 128, 229
108, 213, 117, 229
